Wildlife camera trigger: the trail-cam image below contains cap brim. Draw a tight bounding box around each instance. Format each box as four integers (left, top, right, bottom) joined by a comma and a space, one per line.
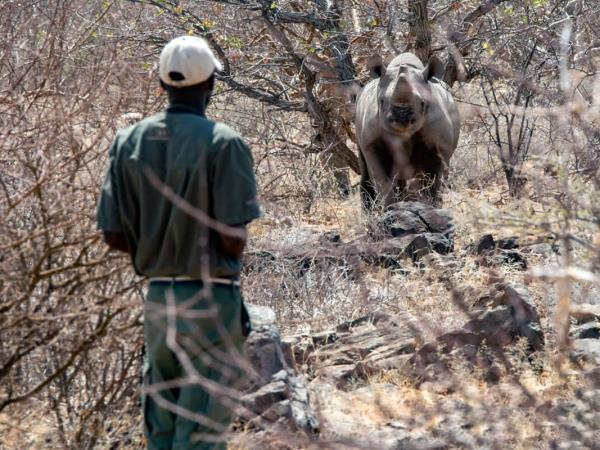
212, 56, 223, 72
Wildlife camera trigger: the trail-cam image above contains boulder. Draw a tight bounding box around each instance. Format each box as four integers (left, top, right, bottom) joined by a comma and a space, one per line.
240, 369, 319, 433
475, 234, 495, 253
403, 232, 454, 262
570, 322, 600, 340
475, 241, 527, 269
241, 379, 288, 415
318, 230, 342, 244
290, 311, 418, 388
241, 305, 319, 433
485, 249, 527, 269
568, 303, 600, 366
377, 201, 454, 241
367, 202, 455, 263
470, 234, 558, 270
472, 234, 557, 255
569, 304, 600, 324
244, 309, 293, 383
572, 340, 600, 366
472, 282, 544, 350
408, 283, 544, 385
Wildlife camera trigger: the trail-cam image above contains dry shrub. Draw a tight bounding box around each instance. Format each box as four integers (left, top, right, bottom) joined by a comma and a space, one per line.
1, 1, 599, 449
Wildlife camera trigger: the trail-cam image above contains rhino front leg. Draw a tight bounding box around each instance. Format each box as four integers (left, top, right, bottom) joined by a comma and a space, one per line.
361, 145, 395, 212
389, 178, 408, 206
421, 163, 447, 206
358, 148, 377, 212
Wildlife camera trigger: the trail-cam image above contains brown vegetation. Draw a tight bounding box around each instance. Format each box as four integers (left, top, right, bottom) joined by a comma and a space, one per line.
1, 0, 599, 449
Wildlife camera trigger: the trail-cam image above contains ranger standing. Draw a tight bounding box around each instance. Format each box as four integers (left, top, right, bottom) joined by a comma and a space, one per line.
97, 36, 261, 450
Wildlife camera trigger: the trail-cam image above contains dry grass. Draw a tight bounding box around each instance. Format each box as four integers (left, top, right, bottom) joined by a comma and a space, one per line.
1, 1, 599, 449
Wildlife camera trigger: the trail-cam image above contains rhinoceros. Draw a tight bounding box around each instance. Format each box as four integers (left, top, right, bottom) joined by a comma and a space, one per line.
355, 53, 460, 210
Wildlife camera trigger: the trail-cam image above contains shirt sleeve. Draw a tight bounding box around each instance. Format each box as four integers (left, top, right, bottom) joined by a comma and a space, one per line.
210, 136, 262, 225
96, 139, 124, 232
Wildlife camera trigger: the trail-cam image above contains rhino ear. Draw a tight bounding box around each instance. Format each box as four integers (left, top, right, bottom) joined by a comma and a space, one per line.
367, 55, 386, 79
422, 54, 445, 81
443, 47, 466, 87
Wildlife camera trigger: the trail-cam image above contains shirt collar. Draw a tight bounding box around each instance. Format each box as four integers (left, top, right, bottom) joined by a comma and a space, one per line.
166, 102, 206, 117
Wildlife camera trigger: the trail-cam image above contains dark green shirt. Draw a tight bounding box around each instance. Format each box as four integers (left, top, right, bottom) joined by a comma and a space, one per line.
97, 103, 261, 278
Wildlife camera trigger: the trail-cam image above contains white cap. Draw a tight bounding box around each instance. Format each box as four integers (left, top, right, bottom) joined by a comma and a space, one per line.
159, 36, 222, 88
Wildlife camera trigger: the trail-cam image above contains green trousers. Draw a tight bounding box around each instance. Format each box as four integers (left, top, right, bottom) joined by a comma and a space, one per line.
142, 280, 247, 450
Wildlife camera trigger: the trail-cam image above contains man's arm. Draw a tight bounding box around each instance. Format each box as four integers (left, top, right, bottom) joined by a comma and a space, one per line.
218, 224, 247, 260
102, 231, 130, 254
98, 137, 130, 254
210, 136, 261, 247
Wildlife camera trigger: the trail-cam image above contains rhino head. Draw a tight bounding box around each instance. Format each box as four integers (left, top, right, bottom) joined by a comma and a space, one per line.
370, 53, 445, 136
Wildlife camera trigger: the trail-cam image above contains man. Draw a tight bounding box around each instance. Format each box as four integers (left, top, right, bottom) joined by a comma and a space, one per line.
97, 36, 261, 450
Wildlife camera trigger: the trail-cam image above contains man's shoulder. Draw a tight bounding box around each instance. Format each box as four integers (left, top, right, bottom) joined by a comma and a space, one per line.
212, 121, 241, 138
115, 112, 166, 142
211, 122, 246, 148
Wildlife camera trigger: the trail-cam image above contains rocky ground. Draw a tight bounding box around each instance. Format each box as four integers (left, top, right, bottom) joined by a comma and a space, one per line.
233, 201, 600, 450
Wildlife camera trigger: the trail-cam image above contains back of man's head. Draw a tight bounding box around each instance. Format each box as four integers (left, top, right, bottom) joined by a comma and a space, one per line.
159, 36, 221, 88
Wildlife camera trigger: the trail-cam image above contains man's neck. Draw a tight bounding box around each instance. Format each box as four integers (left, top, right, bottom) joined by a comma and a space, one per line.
167, 93, 210, 116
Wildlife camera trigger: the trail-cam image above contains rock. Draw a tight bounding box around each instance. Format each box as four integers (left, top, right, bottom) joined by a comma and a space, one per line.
379, 201, 454, 240
585, 367, 600, 386
248, 225, 471, 276
476, 234, 495, 253
241, 370, 319, 433
319, 230, 342, 244
242, 379, 288, 415
408, 283, 544, 384
570, 322, 600, 340
245, 322, 293, 383
572, 339, 600, 366
403, 232, 453, 261
471, 234, 520, 255
313, 364, 357, 388
246, 304, 277, 329
473, 234, 555, 254
381, 208, 428, 237
496, 236, 519, 250
285, 372, 319, 432
260, 400, 291, 423
244, 251, 277, 273
472, 282, 544, 350
570, 304, 600, 324
241, 306, 319, 434
520, 243, 559, 256
370, 202, 455, 262
471, 234, 559, 269
302, 311, 418, 388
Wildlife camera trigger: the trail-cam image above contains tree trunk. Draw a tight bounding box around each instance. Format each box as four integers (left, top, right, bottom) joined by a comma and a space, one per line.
408, 0, 431, 63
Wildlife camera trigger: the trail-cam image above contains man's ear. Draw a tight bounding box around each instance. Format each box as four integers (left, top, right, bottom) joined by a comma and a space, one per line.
367, 55, 386, 79
422, 54, 445, 81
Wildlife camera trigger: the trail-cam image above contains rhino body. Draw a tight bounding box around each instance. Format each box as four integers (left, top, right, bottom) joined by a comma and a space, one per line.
355, 53, 460, 210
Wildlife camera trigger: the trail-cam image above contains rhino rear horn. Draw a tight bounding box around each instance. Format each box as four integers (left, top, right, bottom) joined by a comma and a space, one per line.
422, 54, 445, 81
367, 55, 386, 79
